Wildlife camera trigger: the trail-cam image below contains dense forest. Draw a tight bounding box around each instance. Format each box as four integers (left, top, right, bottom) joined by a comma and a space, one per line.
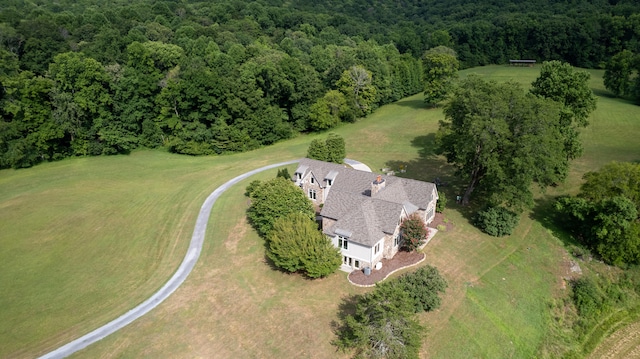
1, 0, 639, 168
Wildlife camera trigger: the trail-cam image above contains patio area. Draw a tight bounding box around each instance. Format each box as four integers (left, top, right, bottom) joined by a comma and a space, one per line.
347, 250, 426, 287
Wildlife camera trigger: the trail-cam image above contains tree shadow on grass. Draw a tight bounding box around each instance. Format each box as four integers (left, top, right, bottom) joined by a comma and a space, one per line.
383, 133, 478, 224
392, 98, 429, 110
529, 195, 581, 249
330, 294, 361, 348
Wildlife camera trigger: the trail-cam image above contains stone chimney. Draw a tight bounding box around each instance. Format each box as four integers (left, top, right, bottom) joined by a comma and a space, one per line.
371, 175, 386, 196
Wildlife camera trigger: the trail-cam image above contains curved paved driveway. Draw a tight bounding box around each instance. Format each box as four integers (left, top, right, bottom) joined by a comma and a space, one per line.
39, 158, 370, 359
344, 158, 372, 172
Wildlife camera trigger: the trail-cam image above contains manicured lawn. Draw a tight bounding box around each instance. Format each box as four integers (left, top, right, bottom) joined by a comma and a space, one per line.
1, 65, 638, 358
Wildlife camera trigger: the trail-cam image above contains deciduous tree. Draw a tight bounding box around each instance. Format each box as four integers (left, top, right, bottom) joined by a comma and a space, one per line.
334, 282, 423, 359
400, 213, 429, 251
530, 61, 597, 160
437, 76, 566, 209
555, 162, 640, 266
422, 46, 459, 106
396, 265, 447, 313
246, 177, 315, 237
604, 50, 636, 97
337, 65, 377, 117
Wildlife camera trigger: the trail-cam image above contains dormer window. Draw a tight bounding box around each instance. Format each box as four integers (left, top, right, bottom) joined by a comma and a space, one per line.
296, 172, 302, 180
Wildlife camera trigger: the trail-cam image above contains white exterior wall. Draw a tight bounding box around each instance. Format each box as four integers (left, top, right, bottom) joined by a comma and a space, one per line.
333, 235, 385, 271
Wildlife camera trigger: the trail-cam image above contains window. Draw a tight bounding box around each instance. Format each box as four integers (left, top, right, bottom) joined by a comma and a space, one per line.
308, 189, 316, 200
427, 208, 434, 222
338, 235, 348, 250
374, 243, 381, 255
394, 234, 400, 247
327, 179, 332, 186
296, 173, 302, 180
310, 177, 315, 184
354, 260, 360, 269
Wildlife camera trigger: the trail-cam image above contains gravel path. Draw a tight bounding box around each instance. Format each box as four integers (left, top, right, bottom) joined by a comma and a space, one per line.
38, 157, 370, 359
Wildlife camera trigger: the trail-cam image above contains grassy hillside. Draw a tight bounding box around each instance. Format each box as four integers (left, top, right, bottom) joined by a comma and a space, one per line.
1, 65, 638, 358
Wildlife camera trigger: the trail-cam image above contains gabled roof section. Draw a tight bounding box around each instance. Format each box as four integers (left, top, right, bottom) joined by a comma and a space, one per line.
322, 192, 403, 246
298, 158, 437, 247
295, 164, 309, 175
325, 170, 339, 181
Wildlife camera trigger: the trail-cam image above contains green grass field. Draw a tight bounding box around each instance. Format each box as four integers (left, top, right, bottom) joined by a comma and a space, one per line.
1, 65, 639, 358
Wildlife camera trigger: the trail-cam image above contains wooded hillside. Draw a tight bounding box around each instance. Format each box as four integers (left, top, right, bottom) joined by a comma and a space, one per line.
1, 0, 638, 168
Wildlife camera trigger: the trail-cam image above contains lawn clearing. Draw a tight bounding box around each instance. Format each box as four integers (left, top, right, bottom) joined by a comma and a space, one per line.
2, 65, 639, 358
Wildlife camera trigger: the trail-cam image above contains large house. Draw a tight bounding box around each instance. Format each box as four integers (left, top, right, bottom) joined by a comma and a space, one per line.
293, 158, 438, 272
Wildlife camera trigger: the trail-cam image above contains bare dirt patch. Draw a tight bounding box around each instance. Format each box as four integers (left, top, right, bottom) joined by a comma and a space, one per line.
224, 217, 248, 254
428, 212, 454, 232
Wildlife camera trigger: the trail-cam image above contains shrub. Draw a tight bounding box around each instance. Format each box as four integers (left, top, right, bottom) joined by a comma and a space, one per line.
436, 190, 447, 213
306, 133, 346, 164
244, 180, 263, 197
475, 206, 519, 237
571, 277, 606, 320
276, 168, 291, 179
400, 213, 430, 251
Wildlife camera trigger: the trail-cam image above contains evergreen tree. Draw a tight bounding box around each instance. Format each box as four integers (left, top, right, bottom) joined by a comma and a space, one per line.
325, 133, 345, 163
246, 177, 315, 237
306, 138, 328, 161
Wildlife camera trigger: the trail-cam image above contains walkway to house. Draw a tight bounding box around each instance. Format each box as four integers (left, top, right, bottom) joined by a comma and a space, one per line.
38, 158, 372, 359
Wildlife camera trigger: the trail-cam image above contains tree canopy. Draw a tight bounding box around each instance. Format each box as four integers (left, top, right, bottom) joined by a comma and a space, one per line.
437, 76, 567, 210
0, 0, 632, 168
334, 265, 447, 357
555, 162, 640, 266
530, 61, 597, 160
400, 213, 430, 251
266, 212, 341, 278
306, 133, 346, 163
422, 46, 459, 106
246, 177, 315, 237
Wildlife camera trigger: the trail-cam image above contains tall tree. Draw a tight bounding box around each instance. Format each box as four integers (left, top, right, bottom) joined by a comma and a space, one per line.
336, 65, 377, 118
334, 282, 424, 359
325, 133, 346, 163
530, 61, 597, 160
603, 50, 637, 97
48, 52, 113, 155
437, 76, 566, 209
246, 177, 315, 237
307, 138, 328, 162
422, 46, 459, 107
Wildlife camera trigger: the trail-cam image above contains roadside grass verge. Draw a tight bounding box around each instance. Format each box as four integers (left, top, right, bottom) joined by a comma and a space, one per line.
1, 65, 639, 358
